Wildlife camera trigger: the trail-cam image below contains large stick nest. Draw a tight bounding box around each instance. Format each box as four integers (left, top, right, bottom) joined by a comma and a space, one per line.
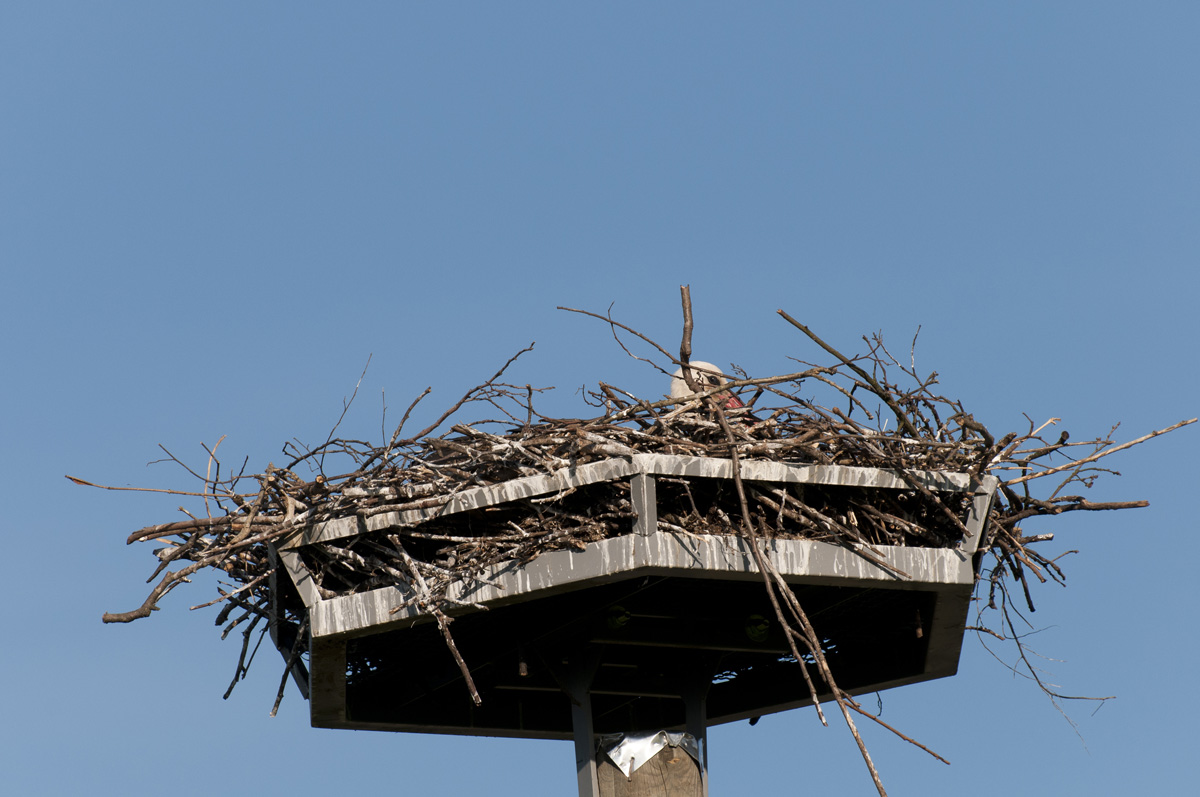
84, 295, 1193, 795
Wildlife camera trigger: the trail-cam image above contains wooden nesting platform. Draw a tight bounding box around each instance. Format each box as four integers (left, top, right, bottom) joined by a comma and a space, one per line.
269, 454, 997, 739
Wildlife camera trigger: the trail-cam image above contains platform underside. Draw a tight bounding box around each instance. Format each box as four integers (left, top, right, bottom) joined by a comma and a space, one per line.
273, 457, 995, 738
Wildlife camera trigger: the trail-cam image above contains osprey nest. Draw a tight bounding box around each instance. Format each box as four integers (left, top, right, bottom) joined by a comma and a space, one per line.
85, 294, 1192, 793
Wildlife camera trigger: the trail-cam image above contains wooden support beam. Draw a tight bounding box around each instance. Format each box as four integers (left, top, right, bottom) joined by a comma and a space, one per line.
597, 743, 703, 797
630, 474, 657, 538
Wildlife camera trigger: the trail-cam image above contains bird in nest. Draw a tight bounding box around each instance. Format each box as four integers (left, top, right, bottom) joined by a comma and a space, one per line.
669, 361, 746, 411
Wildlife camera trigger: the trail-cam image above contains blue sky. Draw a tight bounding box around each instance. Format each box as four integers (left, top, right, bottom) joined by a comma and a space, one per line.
3, 3, 1197, 794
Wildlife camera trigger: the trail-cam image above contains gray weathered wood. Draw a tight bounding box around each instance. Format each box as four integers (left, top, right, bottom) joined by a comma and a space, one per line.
280, 454, 995, 549
630, 473, 657, 538
266, 546, 310, 699
598, 744, 703, 797
307, 530, 976, 639
288, 457, 997, 742
274, 546, 321, 610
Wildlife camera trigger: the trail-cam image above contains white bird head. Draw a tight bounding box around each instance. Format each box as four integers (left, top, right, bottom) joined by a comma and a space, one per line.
670, 361, 745, 409
670, 361, 726, 399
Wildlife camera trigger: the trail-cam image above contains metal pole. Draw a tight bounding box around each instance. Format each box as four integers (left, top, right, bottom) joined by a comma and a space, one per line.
683, 675, 710, 796
560, 648, 603, 797
570, 687, 599, 797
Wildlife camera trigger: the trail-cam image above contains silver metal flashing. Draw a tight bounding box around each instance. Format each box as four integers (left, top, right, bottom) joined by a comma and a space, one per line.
599, 731, 702, 778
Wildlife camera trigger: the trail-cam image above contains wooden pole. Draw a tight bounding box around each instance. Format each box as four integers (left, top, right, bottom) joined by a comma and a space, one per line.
597, 743, 703, 797
593, 670, 709, 797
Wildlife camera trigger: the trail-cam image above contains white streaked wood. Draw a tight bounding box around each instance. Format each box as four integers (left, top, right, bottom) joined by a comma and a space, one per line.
282, 454, 995, 549
308, 530, 976, 639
